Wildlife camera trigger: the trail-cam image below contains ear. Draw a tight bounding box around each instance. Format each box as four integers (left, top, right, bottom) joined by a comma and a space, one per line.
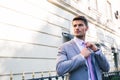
85, 26, 88, 31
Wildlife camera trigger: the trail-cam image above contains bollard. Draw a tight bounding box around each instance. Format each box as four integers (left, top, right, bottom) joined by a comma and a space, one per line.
55, 76, 58, 80
49, 77, 52, 80
10, 72, 13, 80
41, 72, 43, 77
41, 72, 43, 80
49, 71, 51, 77
55, 73, 58, 80
62, 76, 64, 80
48, 71, 51, 80
22, 72, 25, 80
32, 72, 35, 79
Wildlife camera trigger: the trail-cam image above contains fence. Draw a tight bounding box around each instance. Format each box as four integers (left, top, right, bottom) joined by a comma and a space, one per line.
102, 71, 120, 80
27, 75, 67, 80
27, 71, 120, 80
0, 71, 68, 80
1, 70, 120, 80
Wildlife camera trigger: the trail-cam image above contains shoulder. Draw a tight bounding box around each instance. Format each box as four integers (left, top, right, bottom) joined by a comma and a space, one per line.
58, 39, 75, 52
58, 40, 75, 55
60, 39, 75, 48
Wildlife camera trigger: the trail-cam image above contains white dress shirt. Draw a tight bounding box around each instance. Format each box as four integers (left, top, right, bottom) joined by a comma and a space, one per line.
73, 37, 101, 80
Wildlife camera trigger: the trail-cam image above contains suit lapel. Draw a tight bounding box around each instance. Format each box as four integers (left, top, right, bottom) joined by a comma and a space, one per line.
69, 39, 80, 54
91, 53, 98, 80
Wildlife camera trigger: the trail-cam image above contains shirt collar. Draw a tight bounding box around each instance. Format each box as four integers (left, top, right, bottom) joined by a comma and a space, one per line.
74, 37, 85, 46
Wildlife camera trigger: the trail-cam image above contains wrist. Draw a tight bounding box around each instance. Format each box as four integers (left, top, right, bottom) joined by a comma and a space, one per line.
94, 48, 100, 52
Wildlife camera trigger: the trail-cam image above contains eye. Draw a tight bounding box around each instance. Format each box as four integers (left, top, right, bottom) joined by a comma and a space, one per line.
78, 24, 83, 26
73, 24, 84, 27
73, 25, 77, 27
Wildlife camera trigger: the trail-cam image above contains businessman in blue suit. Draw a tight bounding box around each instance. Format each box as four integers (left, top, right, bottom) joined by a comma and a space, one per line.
56, 16, 110, 80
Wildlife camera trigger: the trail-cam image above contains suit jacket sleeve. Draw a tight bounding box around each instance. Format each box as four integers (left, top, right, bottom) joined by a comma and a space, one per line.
56, 45, 86, 76
94, 49, 110, 72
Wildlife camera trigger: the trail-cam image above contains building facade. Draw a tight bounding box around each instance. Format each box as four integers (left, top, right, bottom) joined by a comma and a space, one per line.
0, 0, 120, 79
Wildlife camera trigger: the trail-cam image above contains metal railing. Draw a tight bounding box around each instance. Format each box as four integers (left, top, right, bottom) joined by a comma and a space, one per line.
1, 70, 120, 80
0, 71, 68, 80
27, 75, 67, 80
102, 71, 120, 80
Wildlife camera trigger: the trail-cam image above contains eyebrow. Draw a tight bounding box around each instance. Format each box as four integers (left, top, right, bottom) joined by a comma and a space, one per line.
73, 24, 84, 27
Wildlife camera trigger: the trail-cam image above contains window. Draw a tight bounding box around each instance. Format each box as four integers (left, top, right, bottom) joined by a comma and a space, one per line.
106, 1, 112, 21
89, 0, 98, 10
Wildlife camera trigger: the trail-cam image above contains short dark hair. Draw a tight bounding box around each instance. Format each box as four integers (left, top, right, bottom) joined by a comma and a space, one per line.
72, 16, 88, 26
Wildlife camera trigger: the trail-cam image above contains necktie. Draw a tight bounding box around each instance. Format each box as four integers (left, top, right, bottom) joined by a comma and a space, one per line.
82, 42, 95, 80
87, 55, 95, 80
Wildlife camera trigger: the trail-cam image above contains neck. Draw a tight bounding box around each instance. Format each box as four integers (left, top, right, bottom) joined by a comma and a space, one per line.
76, 36, 85, 41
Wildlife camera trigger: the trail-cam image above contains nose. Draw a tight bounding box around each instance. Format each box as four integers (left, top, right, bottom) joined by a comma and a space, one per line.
75, 25, 79, 29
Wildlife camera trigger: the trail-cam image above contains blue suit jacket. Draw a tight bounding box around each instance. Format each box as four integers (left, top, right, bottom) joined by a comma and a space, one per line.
56, 39, 110, 80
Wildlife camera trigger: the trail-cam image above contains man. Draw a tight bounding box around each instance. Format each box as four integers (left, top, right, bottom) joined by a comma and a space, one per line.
56, 16, 110, 80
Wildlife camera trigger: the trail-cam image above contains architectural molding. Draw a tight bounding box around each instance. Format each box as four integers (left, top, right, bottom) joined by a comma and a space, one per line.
48, 0, 120, 38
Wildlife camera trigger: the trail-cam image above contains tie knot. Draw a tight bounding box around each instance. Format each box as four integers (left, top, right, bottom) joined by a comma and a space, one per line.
82, 42, 86, 46
82, 42, 85, 45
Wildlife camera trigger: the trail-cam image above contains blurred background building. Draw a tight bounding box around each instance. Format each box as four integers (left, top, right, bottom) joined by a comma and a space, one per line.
0, 0, 120, 79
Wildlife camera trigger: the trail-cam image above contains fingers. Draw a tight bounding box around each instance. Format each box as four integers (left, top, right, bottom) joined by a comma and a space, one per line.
85, 42, 93, 48
80, 48, 91, 58
85, 42, 98, 51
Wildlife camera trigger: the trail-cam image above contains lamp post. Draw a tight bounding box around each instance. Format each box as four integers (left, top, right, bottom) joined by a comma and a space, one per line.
111, 47, 119, 71
62, 32, 74, 42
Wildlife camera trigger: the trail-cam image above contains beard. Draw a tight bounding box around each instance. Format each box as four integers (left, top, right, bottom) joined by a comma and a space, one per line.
75, 34, 85, 40
76, 35, 83, 38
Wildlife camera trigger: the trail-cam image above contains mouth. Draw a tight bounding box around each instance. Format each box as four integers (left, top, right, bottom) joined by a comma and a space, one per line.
75, 31, 81, 33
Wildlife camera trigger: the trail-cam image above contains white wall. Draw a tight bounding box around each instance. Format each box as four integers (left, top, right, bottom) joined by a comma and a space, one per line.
0, 0, 74, 79
0, 0, 120, 79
